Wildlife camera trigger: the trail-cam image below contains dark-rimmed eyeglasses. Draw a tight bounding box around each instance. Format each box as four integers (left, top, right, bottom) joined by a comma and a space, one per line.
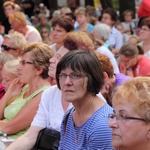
19, 60, 33, 65
58, 73, 85, 81
108, 113, 146, 122
1, 44, 17, 51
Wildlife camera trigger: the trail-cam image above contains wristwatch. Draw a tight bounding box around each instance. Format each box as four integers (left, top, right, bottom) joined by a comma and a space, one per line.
126, 68, 132, 71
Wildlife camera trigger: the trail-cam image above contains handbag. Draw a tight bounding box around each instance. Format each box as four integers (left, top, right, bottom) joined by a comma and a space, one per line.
32, 108, 73, 150
32, 128, 60, 150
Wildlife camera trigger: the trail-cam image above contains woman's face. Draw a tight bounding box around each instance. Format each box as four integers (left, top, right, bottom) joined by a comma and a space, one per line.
139, 25, 150, 41
4, 5, 14, 17
2, 69, 17, 91
51, 24, 67, 44
120, 54, 137, 68
109, 99, 149, 149
59, 68, 88, 103
48, 46, 69, 78
17, 52, 37, 83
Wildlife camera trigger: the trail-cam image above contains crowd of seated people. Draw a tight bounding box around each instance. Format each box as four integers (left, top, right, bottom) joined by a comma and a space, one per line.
0, 1, 149, 150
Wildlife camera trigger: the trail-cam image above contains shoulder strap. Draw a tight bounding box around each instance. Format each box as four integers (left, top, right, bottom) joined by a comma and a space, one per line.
63, 107, 74, 133
26, 85, 50, 102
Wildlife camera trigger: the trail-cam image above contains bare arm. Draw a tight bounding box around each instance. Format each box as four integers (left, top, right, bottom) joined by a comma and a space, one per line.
0, 93, 42, 134
6, 126, 43, 150
0, 78, 24, 119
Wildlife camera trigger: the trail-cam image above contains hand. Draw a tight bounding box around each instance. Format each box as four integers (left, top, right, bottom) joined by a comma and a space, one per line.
6, 77, 25, 98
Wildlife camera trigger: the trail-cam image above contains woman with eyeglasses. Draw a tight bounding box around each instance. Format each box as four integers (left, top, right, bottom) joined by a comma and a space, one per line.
108, 77, 150, 150
138, 17, 150, 58
119, 42, 150, 77
0, 43, 53, 147
56, 50, 113, 149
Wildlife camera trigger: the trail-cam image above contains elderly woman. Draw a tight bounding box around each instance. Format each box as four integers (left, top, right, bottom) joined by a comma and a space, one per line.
108, 77, 150, 150
92, 23, 119, 73
119, 43, 150, 77
0, 43, 53, 141
50, 15, 74, 52
1, 31, 27, 58
57, 50, 113, 149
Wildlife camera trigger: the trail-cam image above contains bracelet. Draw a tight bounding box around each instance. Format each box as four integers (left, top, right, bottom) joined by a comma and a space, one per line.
126, 68, 132, 71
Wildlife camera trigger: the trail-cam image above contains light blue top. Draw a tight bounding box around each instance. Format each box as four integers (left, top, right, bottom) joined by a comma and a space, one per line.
75, 24, 94, 32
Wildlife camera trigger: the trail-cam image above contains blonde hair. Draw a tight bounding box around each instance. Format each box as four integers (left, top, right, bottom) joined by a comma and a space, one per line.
113, 77, 150, 123
9, 11, 26, 27
3, 59, 20, 77
4, 31, 27, 52
75, 7, 86, 16
0, 53, 15, 66
3, 1, 15, 9
60, 7, 72, 15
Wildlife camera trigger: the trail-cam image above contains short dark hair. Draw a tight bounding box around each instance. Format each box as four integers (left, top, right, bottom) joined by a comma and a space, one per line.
51, 15, 74, 32
102, 8, 118, 22
139, 17, 150, 29
56, 50, 104, 95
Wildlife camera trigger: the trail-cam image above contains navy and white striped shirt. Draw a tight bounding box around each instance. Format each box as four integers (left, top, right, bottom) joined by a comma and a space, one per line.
59, 103, 113, 150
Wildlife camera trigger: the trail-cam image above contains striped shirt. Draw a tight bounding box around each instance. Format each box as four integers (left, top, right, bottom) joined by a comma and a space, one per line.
59, 103, 113, 150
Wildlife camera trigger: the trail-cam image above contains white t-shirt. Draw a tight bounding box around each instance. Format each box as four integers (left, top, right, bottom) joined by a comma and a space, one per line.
31, 85, 73, 132
97, 46, 120, 73
31, 85, 107, 132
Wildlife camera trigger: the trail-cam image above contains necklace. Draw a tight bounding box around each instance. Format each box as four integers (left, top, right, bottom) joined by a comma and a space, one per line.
74, 126, 79, 144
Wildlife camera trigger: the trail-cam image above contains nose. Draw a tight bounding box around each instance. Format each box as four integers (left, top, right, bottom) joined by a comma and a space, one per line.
64, 76, 72, 85
1, 79, 5, 85
49, 56, 56, 63
108, 117, 118, 128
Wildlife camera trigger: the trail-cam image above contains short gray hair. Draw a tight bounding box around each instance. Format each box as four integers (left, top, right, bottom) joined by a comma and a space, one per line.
93, 23, 111, 41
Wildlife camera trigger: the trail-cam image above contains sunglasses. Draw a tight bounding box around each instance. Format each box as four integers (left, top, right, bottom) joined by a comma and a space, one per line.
1, 44, 17, 51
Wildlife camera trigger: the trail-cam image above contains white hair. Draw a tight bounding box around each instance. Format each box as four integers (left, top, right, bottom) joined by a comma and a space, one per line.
93, 23, 111, 41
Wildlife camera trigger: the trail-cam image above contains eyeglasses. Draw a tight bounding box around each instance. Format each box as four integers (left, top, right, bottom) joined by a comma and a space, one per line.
108, 113, 146, 122
1, 44, 17, 51
19, 60, 33, 65
139, 28, 150, 32
58, 73, 86, 81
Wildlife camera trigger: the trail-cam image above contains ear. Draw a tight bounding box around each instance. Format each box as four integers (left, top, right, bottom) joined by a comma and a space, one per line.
147, 127, 150, 139
14, 49, 21, 57
36, 67, 44, 76
103, 72, 109, 83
